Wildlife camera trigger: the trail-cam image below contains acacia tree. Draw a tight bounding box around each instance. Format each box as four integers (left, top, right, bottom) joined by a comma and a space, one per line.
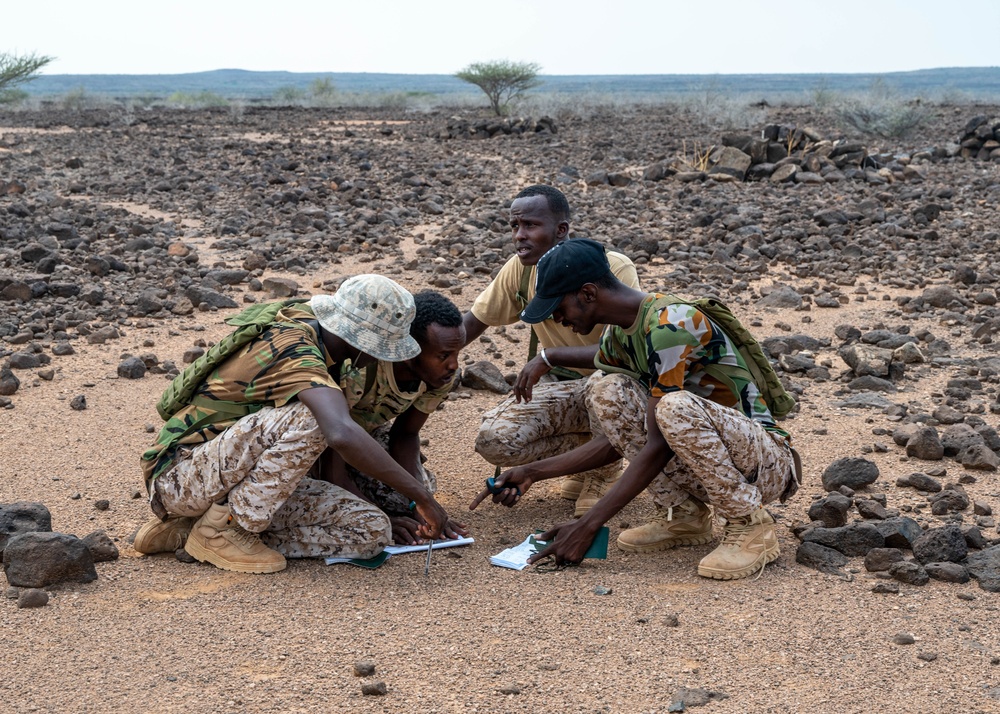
0, 51, 54, 99
455, 60, 541, 116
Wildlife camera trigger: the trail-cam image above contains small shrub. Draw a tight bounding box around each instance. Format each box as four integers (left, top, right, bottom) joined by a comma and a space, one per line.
0, 88, 29, 105
273, 86, 307, 104
831, 79, 928, 139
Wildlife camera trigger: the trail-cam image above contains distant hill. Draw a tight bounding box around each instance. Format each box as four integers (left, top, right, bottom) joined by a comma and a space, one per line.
21, 66, 1000, 100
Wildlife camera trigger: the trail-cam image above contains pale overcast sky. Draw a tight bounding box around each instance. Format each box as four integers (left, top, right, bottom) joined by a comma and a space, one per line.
3, 0, 998, 76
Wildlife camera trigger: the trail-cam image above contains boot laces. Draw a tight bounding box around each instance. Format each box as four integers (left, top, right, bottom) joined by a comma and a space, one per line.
226, 517, 263, 548
721, 517, 755, 547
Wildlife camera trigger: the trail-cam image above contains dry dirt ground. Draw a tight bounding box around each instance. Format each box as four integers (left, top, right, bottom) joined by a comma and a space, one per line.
2, 104, 1000, 713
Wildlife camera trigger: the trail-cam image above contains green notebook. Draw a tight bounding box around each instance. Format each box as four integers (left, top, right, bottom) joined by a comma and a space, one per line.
532, 525, 609, 560
324, 551, 390, 568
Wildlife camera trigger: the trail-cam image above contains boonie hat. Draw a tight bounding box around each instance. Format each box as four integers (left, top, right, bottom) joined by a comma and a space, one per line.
520, 238, 611, 324
310, 275, 420, 361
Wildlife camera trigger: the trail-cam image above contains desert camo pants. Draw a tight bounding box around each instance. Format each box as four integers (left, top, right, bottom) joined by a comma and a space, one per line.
475, 373, 621, 484
154, 402, 391, 559
586, 374, 793, 520
345, 422, 436, 514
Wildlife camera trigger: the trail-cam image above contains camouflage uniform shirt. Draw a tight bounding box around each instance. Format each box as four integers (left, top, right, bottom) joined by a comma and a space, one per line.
596, 294, 786, 435
340, 358, 453, 433
141, 304, 338, 487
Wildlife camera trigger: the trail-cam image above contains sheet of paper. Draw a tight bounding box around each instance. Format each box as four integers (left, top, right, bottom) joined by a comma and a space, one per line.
489, 527, 610, 570
384, 536, 475, 555
489, 534, 546, 571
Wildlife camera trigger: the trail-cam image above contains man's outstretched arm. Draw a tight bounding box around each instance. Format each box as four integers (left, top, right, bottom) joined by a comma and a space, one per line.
297, 386, 448, 539
528, 396, 675, 565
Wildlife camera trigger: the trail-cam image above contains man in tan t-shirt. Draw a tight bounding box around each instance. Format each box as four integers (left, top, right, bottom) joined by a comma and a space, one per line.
462, 185, 640, 516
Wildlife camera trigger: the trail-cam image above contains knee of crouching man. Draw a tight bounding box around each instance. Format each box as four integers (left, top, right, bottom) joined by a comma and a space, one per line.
654, 391, 702, 435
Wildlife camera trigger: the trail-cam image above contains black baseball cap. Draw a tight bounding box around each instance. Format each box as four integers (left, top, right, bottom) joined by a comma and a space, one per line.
520, 238, 611, 324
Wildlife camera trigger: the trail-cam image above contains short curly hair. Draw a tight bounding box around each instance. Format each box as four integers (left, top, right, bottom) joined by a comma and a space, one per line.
514, 184, 570, 223
410, 290, 462, 345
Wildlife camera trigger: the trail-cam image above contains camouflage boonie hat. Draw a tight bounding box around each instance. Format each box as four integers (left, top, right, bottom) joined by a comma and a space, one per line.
310, 275, 420, 362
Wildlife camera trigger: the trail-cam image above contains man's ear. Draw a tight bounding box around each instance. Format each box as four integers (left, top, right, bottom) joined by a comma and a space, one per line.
579, 284, 599, 303
555, 219, 570, 240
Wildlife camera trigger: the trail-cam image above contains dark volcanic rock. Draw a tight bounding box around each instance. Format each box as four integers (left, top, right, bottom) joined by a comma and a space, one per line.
117, 356, 147, 380
17, 588, 49, 608
0, 367, 19, 396
800, 522, 884, 557
924, 562, 970, 583
807, 492, 852, 527
795, 541, 848, 575
896, 472, 943, 493
864, 548, 905, 572
873, 517, 924, 549
889, 561, 929, 585
82, 530, 120, 562
2, 531, 98, 588
965, 545, 1000, 591
461, 361, 511, 394
821, 457, 879, 491
0, 502, 53, 553
912, 525, 968, 564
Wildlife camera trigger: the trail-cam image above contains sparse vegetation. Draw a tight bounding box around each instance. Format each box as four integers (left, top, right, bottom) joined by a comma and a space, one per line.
831, 78, 928, 139
0, 51, 53, 103
455, 60, 541, 116
683, 80, 767, 131
678, 140, 713, 172
273, 86, 307, 104
166, 90, 230, 108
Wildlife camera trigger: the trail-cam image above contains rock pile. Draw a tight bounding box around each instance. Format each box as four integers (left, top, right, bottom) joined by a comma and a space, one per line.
957, 116, 1000, 161
795, 459, 1000, 591
437, 115, 556, 140
643, 123, 944, 185
1, 501, 119, 606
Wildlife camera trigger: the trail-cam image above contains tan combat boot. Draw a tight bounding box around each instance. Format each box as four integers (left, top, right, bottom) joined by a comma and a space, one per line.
616, 499, 714, 552
573, 467, 622, 517
184, 503, 286, 574
697, 507, 779, 580
559, 472, 586, 500
133, 516, 195, 554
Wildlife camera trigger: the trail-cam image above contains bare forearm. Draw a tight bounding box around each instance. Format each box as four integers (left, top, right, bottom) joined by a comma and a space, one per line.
388, 433, 422, 480
542, 344, 599, 370
520, 436, 621, 483
578, 442, 674, 531
329, 424, 430, 505
462, 312, 489, 346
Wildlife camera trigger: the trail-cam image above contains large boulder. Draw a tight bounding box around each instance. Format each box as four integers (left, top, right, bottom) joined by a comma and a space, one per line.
3, 532, 97, 588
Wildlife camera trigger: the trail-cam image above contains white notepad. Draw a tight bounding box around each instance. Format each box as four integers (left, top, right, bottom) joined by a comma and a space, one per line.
489, 534, 546, 571
384, 536, 475, 555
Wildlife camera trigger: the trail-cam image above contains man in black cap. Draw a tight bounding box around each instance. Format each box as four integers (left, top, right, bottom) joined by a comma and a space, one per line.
470, 239, 799, 580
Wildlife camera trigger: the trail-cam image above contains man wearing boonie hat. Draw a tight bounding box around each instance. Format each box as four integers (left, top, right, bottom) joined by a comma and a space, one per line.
470, 239, 799, 581
136, 275, 455, 573
463, 185, 640, 517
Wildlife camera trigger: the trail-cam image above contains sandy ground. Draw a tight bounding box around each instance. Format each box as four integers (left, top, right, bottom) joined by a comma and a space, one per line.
3, 238, 1000, 714
3, 109, 1000, 713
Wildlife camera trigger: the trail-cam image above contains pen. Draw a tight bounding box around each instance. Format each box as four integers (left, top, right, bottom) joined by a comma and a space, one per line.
424, 539, 433, 576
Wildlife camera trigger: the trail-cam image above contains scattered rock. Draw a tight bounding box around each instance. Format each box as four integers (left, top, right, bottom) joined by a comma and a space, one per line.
82, 530, 119, 562
795, 541, 848, 575
461, 361, 511, 394
17, 588, 49, 609
353, 661, 376, 677
821, 457, 879, 491
0, 502, 52, 554
2, 531, 98, 588
360, 680, 387, 696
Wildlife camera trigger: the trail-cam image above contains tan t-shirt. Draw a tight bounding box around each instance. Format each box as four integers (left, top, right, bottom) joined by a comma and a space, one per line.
471, 249, 640, 373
